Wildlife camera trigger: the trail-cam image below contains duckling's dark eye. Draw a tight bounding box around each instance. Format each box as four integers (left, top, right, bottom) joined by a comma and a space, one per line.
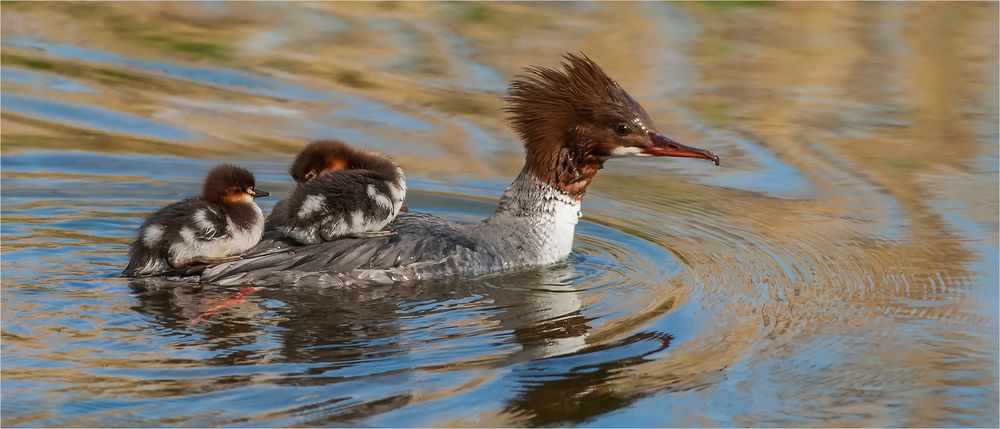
614, 123, 631, 136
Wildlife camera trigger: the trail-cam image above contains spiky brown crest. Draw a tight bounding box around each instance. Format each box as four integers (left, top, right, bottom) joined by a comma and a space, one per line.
202, 164, 256, 203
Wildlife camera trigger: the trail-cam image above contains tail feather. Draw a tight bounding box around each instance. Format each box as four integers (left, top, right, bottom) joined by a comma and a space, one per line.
122, 243, 168, 278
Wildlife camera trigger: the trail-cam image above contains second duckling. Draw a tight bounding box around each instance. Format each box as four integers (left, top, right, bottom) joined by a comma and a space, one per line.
269, 139, 406, 244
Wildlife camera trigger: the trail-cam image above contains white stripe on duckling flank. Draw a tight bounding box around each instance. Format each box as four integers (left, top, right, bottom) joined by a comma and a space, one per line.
142, 224, 165, 246
368, 184, 394, 212
298, 194, 326, 219
193, 210, 216, 235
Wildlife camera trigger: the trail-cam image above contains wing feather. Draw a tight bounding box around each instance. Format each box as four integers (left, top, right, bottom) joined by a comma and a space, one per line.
192, 207, 229, 241
200, 212, 481, 286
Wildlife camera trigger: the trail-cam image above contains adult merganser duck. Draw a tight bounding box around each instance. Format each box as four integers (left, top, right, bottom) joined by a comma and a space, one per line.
267, 139, 406, 244
159, 53, 719, 288
123, 164, 269, 277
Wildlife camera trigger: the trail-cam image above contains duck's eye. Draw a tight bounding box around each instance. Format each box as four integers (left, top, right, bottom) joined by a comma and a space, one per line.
304, 171, 316, 181
615, 123, 631, 136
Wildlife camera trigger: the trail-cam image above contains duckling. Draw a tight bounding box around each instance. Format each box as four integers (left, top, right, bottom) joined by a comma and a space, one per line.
123, 164, 269, 277
267, 139, 406, 244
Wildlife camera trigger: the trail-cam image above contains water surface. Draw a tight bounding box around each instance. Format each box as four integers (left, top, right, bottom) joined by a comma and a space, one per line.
2, 2, 998, 427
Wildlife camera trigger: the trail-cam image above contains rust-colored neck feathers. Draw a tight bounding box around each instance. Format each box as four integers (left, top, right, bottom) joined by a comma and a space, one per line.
524, 137, 605, 200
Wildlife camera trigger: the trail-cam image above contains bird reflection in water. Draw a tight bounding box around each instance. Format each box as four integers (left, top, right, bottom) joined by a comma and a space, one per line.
129, 263, 674, 425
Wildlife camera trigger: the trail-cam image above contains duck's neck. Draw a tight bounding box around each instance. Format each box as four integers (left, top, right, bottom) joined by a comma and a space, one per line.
470, 167, 582, 267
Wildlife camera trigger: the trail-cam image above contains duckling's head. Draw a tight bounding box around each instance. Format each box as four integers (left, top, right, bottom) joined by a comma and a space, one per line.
202, 164, 269, 204
288, 139, 358, 183
289, 139, 397, 183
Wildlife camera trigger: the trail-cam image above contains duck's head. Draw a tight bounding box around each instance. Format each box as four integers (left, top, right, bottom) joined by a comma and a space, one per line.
202, 164, 268, 204
505, 53, 719, 199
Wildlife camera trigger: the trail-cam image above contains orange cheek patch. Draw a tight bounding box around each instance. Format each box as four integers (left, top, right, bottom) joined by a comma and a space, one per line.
325, 156, 348, 173
222, 191, 251, 203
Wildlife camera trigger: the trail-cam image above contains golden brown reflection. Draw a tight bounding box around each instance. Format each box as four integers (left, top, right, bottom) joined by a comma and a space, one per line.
1, 1, 997, 427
